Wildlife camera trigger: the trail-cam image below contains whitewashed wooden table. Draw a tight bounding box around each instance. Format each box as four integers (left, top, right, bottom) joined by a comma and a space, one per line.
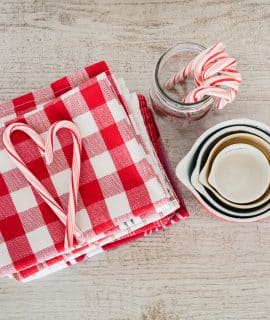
0, 1, 269, 319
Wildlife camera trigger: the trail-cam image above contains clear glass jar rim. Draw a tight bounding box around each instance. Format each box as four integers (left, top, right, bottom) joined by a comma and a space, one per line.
154, 42, 214, 109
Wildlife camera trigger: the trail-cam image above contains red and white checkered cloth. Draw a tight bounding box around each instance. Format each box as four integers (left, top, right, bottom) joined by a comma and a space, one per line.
0, 61, 188, 281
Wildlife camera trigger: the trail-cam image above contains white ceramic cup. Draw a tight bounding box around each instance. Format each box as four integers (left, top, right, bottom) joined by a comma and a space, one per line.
176, 119, 270, 222
197, 132, 270, 210
206, 143, 270, 204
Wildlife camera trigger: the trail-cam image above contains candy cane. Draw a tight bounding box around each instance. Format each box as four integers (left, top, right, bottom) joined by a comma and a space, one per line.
186, 44, 222, 82
3, 121, 83, 249
45, 121, 82, 249
165, 43, 227, 88
200, 75, 241, 91
193, 43, 225, 85
202, 57, 237, 80
165, 42, 241, 109
184, 86, 233, 104
219, 68, 242, 80
184, 77, 239, 108
165, 70, 186, 90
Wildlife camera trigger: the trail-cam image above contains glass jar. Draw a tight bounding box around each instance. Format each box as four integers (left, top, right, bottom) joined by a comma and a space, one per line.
150, 42, 217, 123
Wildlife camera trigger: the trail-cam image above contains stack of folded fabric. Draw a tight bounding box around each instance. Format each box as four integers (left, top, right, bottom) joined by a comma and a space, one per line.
0, 61, 188, 282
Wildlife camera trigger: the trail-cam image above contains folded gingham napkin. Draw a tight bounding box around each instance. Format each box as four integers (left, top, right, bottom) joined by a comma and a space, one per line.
0, 61, 188, 281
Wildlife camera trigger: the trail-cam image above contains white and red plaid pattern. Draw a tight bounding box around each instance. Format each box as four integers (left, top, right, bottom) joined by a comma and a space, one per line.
13, 94, 187, 282
0, 62, 188, 281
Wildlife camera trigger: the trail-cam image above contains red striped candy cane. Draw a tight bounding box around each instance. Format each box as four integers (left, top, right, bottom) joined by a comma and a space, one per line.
202, 57, 237, 80
45, 121, 82, 249
165, 42, 241, 109
3, 120, 83, 249
184, 86, 232, 104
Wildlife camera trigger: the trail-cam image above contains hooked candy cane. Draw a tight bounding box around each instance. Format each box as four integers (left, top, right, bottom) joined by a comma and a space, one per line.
200, 75, 241, 91
184, 86, 233, 104
3, 120, 83, 249
202, 58, 237, 80
45, 120, 82, 249
219, 68, 242, 81
165, 43, 226, 88
193, 43, 226, 84
184, 43, 226, 85
165, 42, 241, 109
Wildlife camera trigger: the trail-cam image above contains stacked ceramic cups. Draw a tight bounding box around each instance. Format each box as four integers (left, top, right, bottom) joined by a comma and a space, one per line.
176, 119, 270, 221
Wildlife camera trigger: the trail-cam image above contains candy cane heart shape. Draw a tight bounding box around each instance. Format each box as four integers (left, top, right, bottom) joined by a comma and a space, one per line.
2, 121, 83, 250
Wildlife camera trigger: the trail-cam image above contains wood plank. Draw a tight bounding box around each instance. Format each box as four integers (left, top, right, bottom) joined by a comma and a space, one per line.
0, 0, 269, 319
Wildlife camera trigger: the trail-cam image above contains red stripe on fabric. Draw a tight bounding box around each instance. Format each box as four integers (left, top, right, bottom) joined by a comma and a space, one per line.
72, 244, 88, 255
84, 61, 109, 78
46, 255, 64, 266
75, 254, 86, 263
138, 94, 188, 218
118, 164, 145, 190
81, 82, 106, 110
132, 203, 155, 216
54, 241, 65, 253
92, 220, 115, 235
0, 215, 25, 241
79, 184, 115, 234
12, 93, 36, 116
79, 180, 104, 206
26, 157, 50, 181
100, 123, 125, 150
44, 99, 71, 122
18, 264, 39, 278
0, 175, 10, 197
51, 77, 72, 97
38, 202, 60, 225
12, 246, 38, 272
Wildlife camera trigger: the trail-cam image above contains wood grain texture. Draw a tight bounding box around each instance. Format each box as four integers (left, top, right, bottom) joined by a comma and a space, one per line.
0, 0, 269, 319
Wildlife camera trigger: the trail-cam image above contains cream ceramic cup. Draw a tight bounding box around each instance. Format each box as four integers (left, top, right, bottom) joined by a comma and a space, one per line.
206, 143, 270, 204
198, 132, 270, 209
176, 119, 270, 222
